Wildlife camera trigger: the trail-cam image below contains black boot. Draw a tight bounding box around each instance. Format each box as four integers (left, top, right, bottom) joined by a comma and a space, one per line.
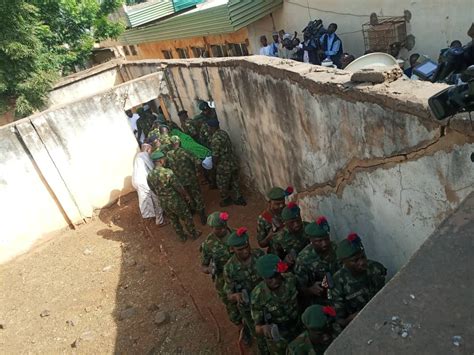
241, 324, 252, 346
219, 197, 233, 207
234, 196, 247, 206
199, 210, 207, 226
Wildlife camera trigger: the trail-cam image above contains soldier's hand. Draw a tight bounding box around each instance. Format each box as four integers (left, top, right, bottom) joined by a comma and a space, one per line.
201, 266, 211, 274
230, 293, 244, 304
309, 283, 325, 296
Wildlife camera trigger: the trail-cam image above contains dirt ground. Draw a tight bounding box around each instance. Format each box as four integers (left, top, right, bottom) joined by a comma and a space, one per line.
0, 185, 265, 354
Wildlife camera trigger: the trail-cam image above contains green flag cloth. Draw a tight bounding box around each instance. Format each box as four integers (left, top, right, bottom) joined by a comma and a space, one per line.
170, 129, 211, 159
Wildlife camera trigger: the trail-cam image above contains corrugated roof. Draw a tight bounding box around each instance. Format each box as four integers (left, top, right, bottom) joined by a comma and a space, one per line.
125, 0, 205, 28
118, 0, 283, 45
127, 1, 175, 27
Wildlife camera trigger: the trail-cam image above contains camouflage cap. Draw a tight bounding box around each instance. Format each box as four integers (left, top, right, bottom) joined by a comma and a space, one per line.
281, 202, 301, 221
227, 227, 249, 247
256, 254, 281, 278
266, 187, 285, 201
336, 233, 364, 260
150, 150, 165, 161
170, 135, 180, 144
301, 305, 336, 330
207, 211, 228, 227
304, 222, 329, 239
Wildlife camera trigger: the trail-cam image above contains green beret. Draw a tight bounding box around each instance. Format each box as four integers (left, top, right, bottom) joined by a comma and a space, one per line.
227, 227, 249, 247
256, 254, 280, 278
170, 135, 180, 144
302, 305, 334, 330
267, 187, 285, 201
150, 150, 165, 161
305, 222, 329, 239
281, 203, 300, 221
207, 211, 228, 227
336, 233, 364, 260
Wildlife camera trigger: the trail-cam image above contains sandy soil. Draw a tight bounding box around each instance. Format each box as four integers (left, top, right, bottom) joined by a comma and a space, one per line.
0, 186, 265, 354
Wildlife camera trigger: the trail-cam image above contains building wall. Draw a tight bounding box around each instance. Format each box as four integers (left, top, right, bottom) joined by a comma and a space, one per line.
247, 0, 474, 61
118, 27, 250, 60
0, 71, 165, 263
162, 57, 474, 274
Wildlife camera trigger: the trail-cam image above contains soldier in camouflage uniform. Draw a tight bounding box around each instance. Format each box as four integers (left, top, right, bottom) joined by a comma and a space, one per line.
272, 202, 309, 268
136, 106, 154, 141
193, 101, 216, 147
251, 254, 302, 355
329, 233, 387, 328
178, 110, 198, 139
147, 150, 201, 242
200, 212, 241, 325
207, 119, 246, 207
257, 187, 292, 254
287, 304, 337, 355
223, 227, 267, 352
295, 218, 341, 308
167, 135, 207, 225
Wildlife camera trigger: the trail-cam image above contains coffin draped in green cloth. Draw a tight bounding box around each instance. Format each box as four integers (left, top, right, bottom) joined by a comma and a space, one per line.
170, 129, 211, 159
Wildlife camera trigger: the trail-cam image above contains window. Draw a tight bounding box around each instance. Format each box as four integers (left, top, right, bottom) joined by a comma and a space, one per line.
191, 47, 209, 58
123, 46, 130, 56
227, 43, 249, 57
210, 44, 228, 57
162, 50, 173, 59
129, 45, 138, 56
176, 48, 189, 59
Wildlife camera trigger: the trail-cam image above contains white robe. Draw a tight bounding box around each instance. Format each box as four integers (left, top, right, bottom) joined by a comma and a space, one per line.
132, 152, 164, 224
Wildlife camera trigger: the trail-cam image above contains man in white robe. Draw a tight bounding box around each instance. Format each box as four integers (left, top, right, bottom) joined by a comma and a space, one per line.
132, 143, 165, 225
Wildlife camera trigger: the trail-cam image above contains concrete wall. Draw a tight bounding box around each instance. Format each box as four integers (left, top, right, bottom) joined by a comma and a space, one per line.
162, 57, 474, 274
248, 0, 474, 61
0, 71, 165, 263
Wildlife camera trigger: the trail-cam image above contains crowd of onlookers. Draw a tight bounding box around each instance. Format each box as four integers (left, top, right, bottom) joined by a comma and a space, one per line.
259, 20, 474, 84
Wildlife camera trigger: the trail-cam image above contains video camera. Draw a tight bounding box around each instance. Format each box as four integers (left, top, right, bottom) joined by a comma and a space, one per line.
428, 65, 474, 120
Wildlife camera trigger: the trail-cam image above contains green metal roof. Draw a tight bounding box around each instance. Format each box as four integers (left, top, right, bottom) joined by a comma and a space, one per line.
125, 0, 205, 28
119, 0, 283, 45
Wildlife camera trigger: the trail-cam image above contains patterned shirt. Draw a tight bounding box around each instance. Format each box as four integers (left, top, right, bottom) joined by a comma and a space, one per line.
210, 129, 237, 169
200, 231, 232, 276
329, 260, 387, 320
223, 249, 265, 301
251, 273, 300, 328
256, 209, 283, 252
167, 147, 198, 186
272, 222, 310, 260
287, 330, 324, 355
147, 166, 183, 201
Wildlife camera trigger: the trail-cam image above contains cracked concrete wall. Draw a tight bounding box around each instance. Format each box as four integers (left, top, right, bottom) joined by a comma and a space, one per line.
162, 57, 473, 273
0, 72, 165, 263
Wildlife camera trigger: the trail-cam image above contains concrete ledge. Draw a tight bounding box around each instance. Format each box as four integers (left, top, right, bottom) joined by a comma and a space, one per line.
326, 192, 474, 354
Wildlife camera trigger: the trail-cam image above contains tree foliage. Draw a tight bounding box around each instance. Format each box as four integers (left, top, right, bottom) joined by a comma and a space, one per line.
0, 0, 124, 118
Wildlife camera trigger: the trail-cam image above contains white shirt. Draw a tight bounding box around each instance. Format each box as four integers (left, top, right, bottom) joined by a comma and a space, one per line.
132, 152, 154, 189
259, 45, 275, 57
127, 113, 139, 132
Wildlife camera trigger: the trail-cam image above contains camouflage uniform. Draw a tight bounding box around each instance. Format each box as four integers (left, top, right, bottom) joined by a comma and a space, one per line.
251, 273, 302, 355
329, 260, 387, 322
136, 112, 154, 139
272, 222, 310, 261
256, 210, 283, 254
210, 129, 242, 201
167, 146, 204, 212
182, 120, 199, 139
199, 121, 212, 149
294, 242, 340, 307
200, 232, 241, 324
223, 249, 268, 354
147, 166, 196, 241
287, 330, 329, 355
